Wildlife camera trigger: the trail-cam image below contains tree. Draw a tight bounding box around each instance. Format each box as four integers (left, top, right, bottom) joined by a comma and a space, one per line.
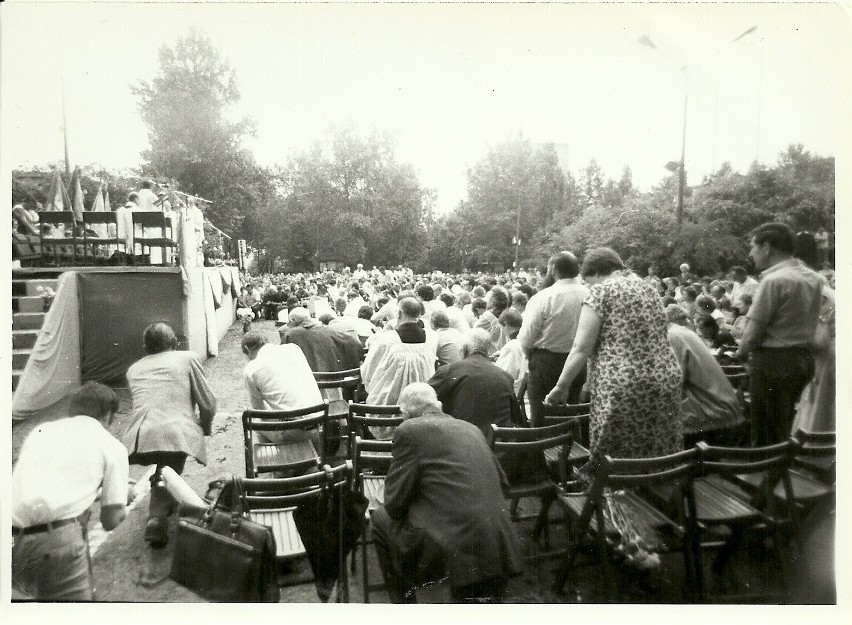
580, 158, 604, 209
132, 29, 277, 239
262, 126, 433, 271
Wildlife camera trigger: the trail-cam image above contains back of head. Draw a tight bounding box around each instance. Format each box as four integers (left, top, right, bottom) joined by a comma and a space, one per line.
752, 222, 795, 255
795, 231, 819, 269
695, 294, 716, 313
549, 251, 580, 279
471, 285, 486, 298
665, 304, 690, 327
143, 322, 177, 354
70, 381, 119, 423
488, 287, 509, 313
288, 307, 311, 326
358, 305, 373, 320
729, 265, 746, 281
416, 284, 435, 301
471, 297, 487, 314
398, 382, 442, 420
498, 308, 523, 331
241, 330, 267, 355
318, 312, 335, 325
438, 293, 455, 308
581, 247, 625, 279
464, 327, 493, 358
398, 296, 423, 320
431, 309, 450, 330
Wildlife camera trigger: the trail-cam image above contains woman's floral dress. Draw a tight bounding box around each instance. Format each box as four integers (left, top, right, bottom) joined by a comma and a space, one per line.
583, 272, 683, 568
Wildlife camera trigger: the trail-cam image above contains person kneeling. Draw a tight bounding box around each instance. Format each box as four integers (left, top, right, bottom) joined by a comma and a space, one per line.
371, 383, 523, 603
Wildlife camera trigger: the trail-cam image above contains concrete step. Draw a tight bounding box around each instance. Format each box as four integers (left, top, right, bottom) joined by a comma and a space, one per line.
12, 330, 39, 350
12, 349, 32, 371
12, 295, 46, 314
12, 312, 45, 331
12, 280, 28, 297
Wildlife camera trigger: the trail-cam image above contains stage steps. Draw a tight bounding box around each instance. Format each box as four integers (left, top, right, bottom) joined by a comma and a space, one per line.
11, 277, 58, 391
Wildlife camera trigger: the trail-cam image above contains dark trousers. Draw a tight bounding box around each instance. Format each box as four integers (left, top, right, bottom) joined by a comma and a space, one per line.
131, 452, 187, 520
527, 349, 586, 427
371, 507, 507, 604
750, 346, 814, 446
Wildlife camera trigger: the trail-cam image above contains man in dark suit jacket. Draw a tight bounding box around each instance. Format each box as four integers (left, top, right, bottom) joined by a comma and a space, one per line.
371, 383, 523, 603
428, 328, 522, 439
279, 307, 363, 373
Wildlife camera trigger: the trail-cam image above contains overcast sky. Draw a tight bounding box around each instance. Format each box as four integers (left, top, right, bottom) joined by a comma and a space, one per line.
2, 2, 850, 215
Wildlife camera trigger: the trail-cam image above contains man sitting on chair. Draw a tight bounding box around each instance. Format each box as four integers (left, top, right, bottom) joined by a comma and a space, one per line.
371, 383, 523, 603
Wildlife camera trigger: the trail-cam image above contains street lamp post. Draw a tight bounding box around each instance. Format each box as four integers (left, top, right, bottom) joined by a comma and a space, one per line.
513, 190, 521, 269
640, 25, 757, 237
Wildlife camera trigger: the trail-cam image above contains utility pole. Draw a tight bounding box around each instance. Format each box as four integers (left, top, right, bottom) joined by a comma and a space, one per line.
61, 75, 70, 178
513, 190, 521, 269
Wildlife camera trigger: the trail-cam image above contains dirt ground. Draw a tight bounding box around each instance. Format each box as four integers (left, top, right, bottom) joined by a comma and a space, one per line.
11, 319, 835, 605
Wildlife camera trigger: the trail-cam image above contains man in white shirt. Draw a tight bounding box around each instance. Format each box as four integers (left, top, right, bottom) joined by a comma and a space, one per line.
728, 265, 758, 308
431, 309, 466, 367
12, 382, 129, 600
517, 251, 588, 426
242, 331, 323, 420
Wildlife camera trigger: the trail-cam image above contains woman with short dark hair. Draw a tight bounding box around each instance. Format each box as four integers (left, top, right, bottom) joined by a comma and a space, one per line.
546, 247, 682, 570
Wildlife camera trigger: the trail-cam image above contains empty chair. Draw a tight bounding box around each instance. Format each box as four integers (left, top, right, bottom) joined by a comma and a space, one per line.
346, 402, 404, 450
490, 420, 574, 556
314, 368, 364, 453
352, 436, 394, 602
540, 402, 591, 470
82, 212, 122, 263
39, 211, 77, 265
690, 440, 798, 602
132, 212, 175, 266
552, 448, 701, 600
238, 461, 353, 601
242, 402, 331, 477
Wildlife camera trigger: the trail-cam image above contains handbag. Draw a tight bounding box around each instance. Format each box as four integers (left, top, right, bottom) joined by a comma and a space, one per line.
170, 476, 280, 602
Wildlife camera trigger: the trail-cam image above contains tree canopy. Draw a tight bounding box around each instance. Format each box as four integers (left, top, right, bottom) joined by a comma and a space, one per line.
132, 29, 277, 239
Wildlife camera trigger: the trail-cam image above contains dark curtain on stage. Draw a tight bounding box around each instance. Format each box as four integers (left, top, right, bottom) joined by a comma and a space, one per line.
79, 272, 186, 385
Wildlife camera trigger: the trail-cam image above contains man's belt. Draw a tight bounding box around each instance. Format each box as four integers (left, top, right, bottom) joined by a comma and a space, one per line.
12, 517, 80, 536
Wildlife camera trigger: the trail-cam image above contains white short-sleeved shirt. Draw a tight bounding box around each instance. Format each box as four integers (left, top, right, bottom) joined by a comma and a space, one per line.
12, 416, 129, 527
243, 343, 323, 412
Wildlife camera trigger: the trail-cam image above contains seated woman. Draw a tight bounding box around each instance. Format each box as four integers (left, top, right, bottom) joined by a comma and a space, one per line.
695, 315, 738, 360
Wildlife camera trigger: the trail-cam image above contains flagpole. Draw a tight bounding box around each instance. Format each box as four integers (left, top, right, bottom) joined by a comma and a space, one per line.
61, 75, 70, 178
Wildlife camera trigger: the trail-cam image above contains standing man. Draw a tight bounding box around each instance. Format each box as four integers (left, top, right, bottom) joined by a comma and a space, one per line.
12, 382, 129, 600
735, 222, 823, 446
371, 383, 523, 603
123, 322, 217, 548
517, 251, 588, 426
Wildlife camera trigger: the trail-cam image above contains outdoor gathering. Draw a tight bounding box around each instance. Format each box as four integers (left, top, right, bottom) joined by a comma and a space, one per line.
4, 1, 845, 615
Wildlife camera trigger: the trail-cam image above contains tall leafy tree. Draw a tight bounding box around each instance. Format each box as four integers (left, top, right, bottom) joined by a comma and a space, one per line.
132, 29, 276, 238
261, 126, 433, 271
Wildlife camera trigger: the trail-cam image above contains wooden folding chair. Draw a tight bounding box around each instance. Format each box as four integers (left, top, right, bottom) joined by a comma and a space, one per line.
552, 448, 701, 600
242, 402, 330, 477
39, 211, 78, 266
314, 368, 364, 454
132, 212, 175, 266
82, 212, 122, 263
346, 402, 404, 452
490, 420, 574, 557
690, 440, 798, 602
238, 461, 353, 601
352, 436, 394, 602
540, 402, 591, 472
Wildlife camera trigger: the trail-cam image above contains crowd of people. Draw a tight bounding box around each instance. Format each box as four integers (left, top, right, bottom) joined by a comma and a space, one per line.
12, 220, 835, 602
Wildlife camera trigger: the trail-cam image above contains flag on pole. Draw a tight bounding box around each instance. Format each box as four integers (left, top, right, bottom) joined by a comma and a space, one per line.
45, 168, 71, 211
69, 166, 84, 222
91, 181, 105, 211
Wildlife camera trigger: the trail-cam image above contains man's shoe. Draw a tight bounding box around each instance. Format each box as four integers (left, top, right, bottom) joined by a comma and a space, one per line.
144, 518, 168, 549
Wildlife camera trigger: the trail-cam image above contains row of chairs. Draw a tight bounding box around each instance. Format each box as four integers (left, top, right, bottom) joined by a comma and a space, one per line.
551, 428, 835, 602
38, 211, 175, 266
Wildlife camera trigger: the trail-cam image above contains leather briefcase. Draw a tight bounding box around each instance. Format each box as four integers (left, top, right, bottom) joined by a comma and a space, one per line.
170, 476, 279, 602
